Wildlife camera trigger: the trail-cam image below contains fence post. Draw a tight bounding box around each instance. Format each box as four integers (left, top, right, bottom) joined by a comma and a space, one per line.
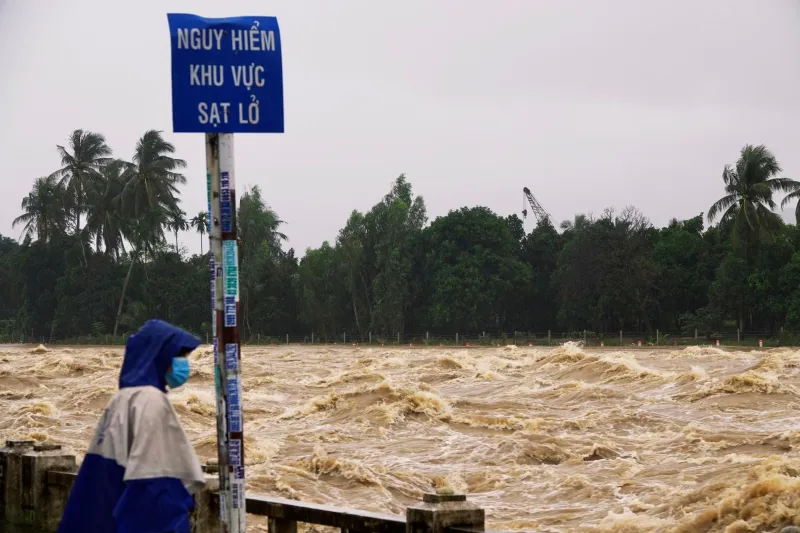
737, 328, 740, 344
656, 329, 659, 346
268, 518, 298, 533
369, 332, 372, 344
695, 328, 698, 340
191, 477, 222, 533
0, 440, 77, 532
311, 332, 314, 344
548, 330, 551, 345
343, 332, 346, 344
426, 331, 429, 344
620, 330, 622, 346
583, 330, 586, 343
406, 493, 485, 533
397, 332, 400, 344
456, 333, 459, 345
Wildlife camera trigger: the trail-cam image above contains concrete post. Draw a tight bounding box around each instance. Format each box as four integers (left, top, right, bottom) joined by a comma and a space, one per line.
269, 517, 298, 533
406, 493, 485, 533
0, 440, 77, 532
190, 476, 222, 533
0, 440, 34, 526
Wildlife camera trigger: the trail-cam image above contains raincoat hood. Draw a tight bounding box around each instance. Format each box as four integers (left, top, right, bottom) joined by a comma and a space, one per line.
119, 319, 201, 391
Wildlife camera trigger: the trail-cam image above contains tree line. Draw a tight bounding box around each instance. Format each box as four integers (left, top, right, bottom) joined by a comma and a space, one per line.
2, 132, 800, 342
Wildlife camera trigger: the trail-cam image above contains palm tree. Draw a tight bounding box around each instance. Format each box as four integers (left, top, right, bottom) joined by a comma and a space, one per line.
780, 181, 800, 224
47, 130, 113, 240
84, 160, 128, 258
237, 186, 288, 336
190, 211, 209, 254
120, 130, 186, 218
12, 176, 68, 242
559, 214, 590, 233
708, 144, 791, 249
238, 185, 287, 258
113, 130, 183, 337
166, 207, 188, 253
113, 211, 166, 337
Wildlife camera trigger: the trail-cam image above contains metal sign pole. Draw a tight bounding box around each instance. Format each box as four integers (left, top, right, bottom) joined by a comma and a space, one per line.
207, 132, 244, 532
206, 134, 227, 527
219, 133, 245, 531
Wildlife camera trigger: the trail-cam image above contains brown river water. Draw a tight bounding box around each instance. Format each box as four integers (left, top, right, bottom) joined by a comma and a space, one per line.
1, 343, 800, 532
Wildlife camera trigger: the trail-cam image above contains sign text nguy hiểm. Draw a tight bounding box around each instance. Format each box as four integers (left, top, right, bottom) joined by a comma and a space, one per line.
167, 14, 284, 133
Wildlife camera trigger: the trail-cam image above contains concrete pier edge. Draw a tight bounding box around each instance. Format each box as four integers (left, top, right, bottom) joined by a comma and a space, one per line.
1, 444, 492, 532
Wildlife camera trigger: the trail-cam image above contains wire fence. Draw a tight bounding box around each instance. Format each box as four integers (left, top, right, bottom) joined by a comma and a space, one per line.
232, 330, 800, 348
3, 329, 800, 348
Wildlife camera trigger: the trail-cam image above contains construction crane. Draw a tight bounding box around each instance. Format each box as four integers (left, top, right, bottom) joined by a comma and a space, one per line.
521, 187, 552, 225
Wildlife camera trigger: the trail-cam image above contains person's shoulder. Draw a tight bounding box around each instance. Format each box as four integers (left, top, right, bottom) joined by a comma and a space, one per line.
120, 386, 172, 410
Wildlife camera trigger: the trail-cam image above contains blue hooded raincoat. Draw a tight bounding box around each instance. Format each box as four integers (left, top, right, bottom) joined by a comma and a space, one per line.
57, 320, 206, 533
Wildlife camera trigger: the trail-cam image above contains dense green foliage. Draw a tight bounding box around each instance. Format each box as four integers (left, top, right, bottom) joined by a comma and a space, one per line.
3, 135, 800, 341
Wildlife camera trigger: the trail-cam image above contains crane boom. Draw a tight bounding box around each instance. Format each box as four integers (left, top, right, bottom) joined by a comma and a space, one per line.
522, 187, 551, 224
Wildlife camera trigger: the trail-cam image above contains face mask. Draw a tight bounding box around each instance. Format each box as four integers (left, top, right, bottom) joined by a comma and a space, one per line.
165, 357, 190, 389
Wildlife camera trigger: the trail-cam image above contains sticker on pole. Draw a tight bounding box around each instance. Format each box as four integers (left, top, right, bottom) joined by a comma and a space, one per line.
225, 343, 239, 372
222, 240, 239, 327
232, 478, 245, 509
219, 494, 228, 522
220, 171, 232, 232
209, 255, 216, 325
205, 172, 212, 232
167, 13, 284, 133
224, 296, 236, 327
227, 377, 242, 432
229, 438, 241, 466
223, 240, 239, 296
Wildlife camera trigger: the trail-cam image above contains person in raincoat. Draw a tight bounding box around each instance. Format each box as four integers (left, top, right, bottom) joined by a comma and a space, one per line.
57, 319, 206, 533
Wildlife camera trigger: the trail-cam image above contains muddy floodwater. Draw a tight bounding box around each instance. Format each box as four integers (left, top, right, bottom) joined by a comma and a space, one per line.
2, 343, 800, 532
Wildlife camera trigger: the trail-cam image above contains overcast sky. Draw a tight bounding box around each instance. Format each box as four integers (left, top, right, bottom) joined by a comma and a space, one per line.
1, 0, 799, 256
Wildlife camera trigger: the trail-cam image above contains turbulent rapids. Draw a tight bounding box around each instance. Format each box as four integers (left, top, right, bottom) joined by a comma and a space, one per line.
2, 342, 800, 532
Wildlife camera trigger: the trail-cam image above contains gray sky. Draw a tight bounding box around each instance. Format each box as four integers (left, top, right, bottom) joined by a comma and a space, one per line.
1, 0, 799, 256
